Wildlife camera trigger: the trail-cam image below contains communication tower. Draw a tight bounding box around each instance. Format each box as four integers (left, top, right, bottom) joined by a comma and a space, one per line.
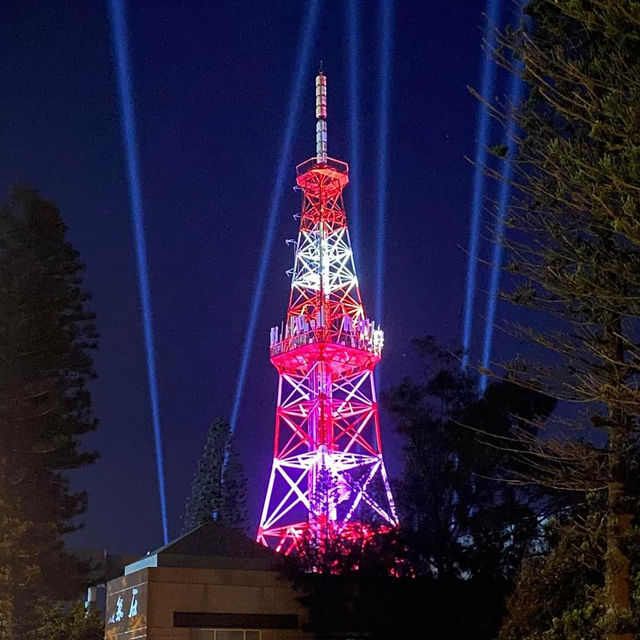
257, 71, 398, 553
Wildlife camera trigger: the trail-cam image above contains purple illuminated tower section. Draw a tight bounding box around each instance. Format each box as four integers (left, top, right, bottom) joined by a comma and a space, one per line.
257, 71, 398, 554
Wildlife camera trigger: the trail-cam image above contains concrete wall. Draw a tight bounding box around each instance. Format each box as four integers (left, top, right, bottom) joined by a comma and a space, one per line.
106, 566, 311, 640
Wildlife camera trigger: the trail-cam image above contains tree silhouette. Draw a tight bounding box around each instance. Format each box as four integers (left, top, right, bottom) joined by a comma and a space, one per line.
0, 185, 99, 639
182, 417, 248, 534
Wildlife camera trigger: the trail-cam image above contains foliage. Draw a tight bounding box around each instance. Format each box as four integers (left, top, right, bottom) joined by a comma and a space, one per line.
483, 1, 640, 636
283, 524, 410, 578
27, 601, 104, 640
499, 489, 640, 640
282, 525, 508, 639
386, 337, 556, 583
289, 571, 510, 640
0, 185, 98, 639
284, 337, 557, 639
500, 449, 640, 639
182, 417, 248, 534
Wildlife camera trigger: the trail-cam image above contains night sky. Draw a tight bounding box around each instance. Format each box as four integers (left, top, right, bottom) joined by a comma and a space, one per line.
1, 0, 520, 554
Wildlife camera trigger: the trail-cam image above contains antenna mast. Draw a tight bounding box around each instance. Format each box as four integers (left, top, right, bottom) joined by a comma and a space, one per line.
315, 70, 327, 164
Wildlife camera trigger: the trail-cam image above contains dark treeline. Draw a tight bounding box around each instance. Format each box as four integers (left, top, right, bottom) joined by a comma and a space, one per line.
284, 338, 563, 639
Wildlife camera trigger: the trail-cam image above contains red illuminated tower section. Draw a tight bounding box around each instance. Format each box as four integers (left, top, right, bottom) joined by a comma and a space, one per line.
257, 71, 398, 553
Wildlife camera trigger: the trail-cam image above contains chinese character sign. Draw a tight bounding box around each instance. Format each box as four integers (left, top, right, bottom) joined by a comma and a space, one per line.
105, 574, 148, 640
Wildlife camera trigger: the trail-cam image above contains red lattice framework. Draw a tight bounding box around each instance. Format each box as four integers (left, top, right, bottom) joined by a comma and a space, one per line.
257, 73, 398, 554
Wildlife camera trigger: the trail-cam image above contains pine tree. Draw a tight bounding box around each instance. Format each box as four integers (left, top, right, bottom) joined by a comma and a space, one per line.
182, 418, 248, 534
482, 2, 640, 637
219, 450, 248, 532
0, 185, 99, 639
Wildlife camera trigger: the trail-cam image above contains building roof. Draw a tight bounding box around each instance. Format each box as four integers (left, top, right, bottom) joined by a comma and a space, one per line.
124, 521, 281, 574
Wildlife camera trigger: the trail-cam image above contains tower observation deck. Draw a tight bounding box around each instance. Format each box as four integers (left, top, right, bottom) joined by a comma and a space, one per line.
257, 71, 398, 554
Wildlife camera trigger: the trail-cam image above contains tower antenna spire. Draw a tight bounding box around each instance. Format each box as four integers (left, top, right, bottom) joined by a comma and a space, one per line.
315, 68, 327, 164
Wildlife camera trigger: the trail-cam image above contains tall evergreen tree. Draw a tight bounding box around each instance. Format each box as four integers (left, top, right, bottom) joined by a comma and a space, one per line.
182, 417, 248, 534
0, 185, 98, 639
482, 2, 640, 637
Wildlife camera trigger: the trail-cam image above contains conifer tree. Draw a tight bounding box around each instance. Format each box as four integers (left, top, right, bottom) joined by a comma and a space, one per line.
0, 185, 98, 639
182, 418, 248, 534
482, 2, 640, 637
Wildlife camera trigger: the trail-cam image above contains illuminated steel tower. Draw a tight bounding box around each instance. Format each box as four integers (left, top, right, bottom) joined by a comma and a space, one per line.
257, 71, 398, 553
